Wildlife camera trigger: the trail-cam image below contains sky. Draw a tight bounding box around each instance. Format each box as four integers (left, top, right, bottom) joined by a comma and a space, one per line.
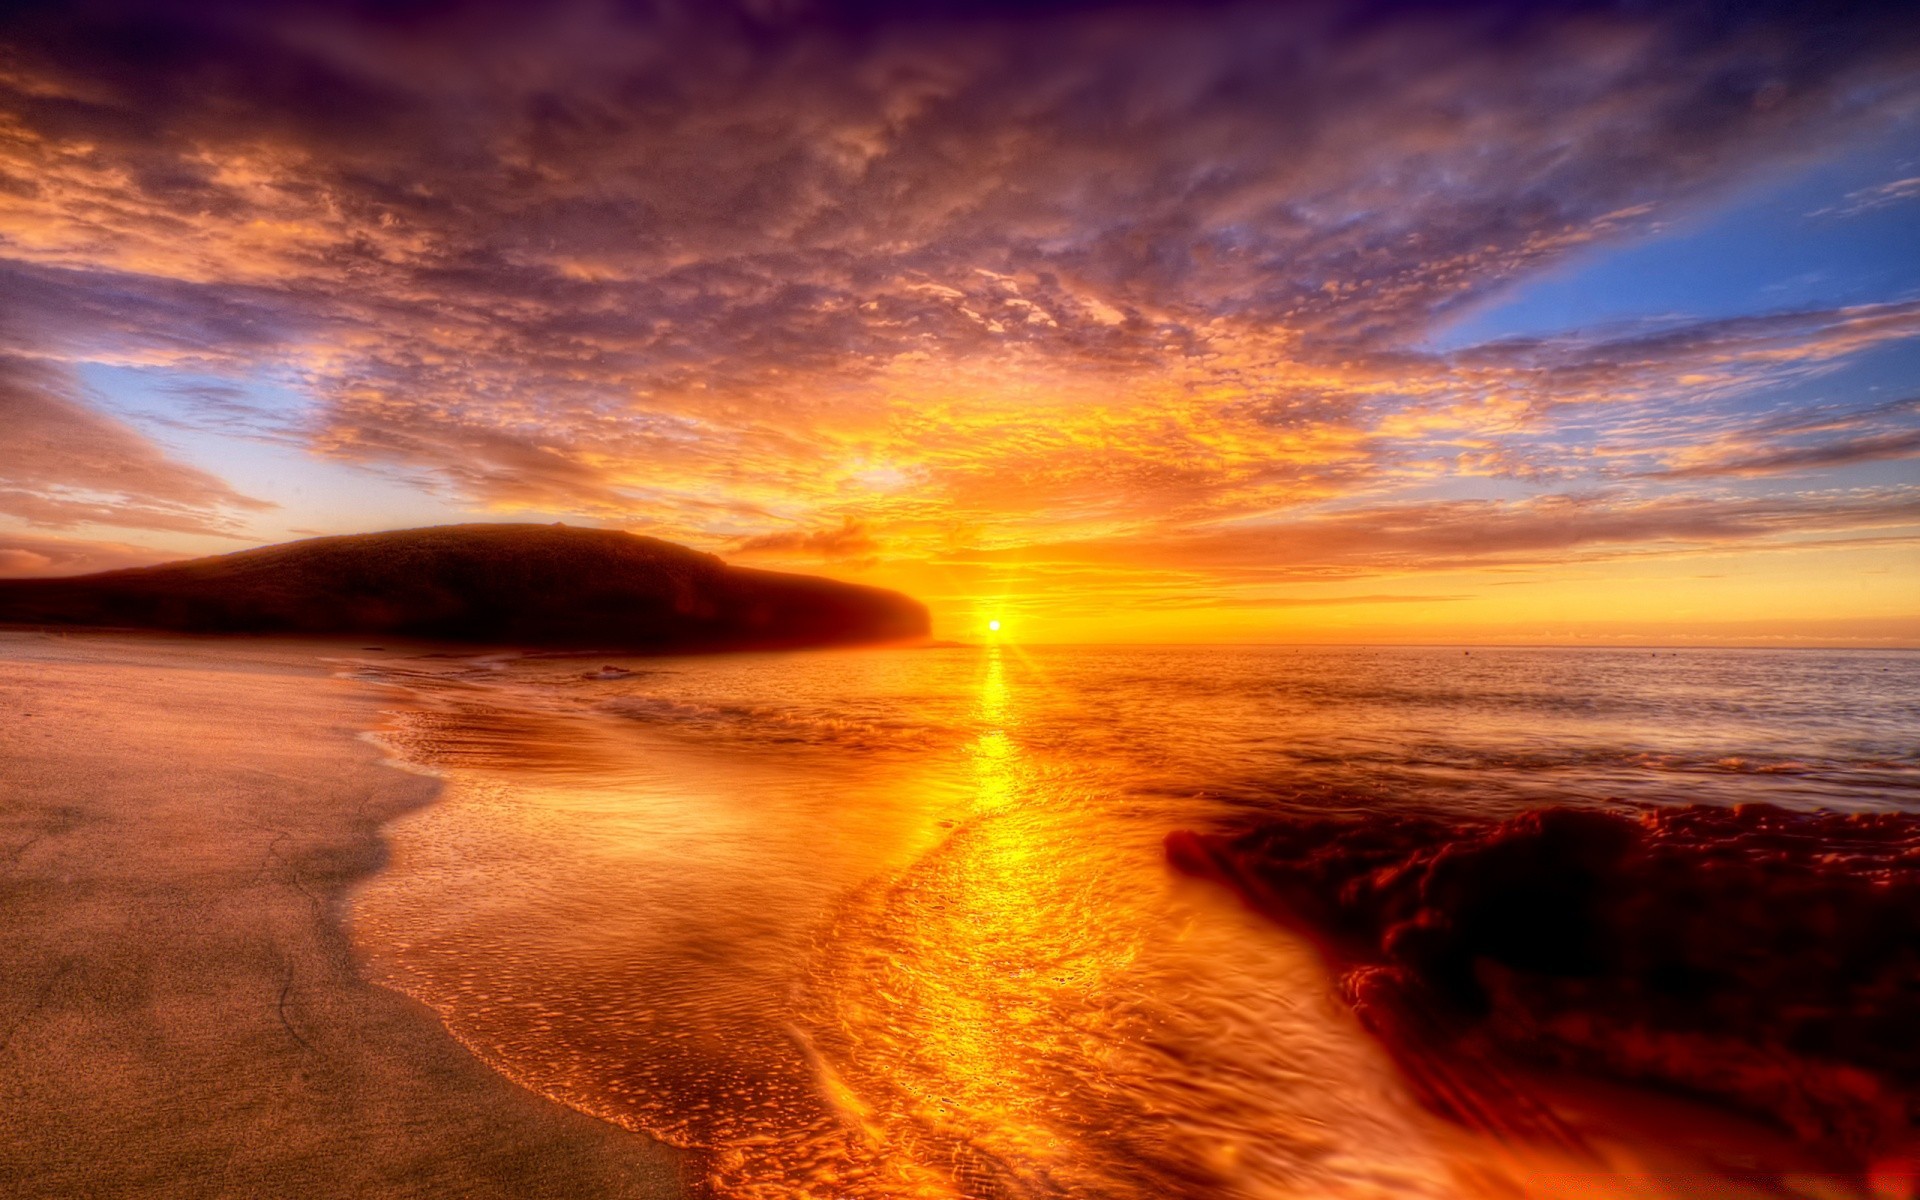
1, 0, 1917, 645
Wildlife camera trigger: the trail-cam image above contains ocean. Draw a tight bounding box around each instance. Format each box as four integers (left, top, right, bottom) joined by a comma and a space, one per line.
346, 644, 1920, 1198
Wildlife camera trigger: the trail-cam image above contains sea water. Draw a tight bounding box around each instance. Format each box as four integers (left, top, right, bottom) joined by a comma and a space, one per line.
347, 644, 1920, 1198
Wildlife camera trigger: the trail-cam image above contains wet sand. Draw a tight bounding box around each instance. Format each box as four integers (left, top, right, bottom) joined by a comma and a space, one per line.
0, 631, 681, 1199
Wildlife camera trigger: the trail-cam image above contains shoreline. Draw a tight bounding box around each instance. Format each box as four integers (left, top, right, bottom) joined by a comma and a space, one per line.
0, 631, 682, 1198
11, 630, 1912, 1197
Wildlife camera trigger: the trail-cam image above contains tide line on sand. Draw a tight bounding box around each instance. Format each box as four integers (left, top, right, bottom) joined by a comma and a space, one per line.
0, 632, 682, 1200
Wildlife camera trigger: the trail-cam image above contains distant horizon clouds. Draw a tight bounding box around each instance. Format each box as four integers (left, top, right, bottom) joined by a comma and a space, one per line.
2, 0, 1917, 642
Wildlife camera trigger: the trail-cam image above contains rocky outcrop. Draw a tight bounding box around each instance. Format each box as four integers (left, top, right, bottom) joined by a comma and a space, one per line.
1168, 803, 1920, 1164
0, 523, 929, 651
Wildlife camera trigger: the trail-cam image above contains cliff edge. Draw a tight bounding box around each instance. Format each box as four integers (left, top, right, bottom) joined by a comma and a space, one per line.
0, 524, 930, 651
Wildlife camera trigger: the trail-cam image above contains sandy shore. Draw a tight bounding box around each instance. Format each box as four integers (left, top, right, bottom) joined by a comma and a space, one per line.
0, 631, 682, 1198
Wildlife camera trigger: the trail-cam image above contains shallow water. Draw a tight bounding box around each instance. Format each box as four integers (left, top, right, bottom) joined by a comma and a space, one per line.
346, 644, 1920, 1198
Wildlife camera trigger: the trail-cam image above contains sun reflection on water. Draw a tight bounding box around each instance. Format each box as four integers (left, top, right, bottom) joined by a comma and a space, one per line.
784, 646, 1459, 1198
356, 647, 1455, 1198
979, 645, 1010, 726
344, 645, 1896, 1198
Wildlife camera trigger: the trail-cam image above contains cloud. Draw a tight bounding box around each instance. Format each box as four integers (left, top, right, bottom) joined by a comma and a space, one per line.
733, 517, 880, 562
0, 354, 272, 534
942, 488, 1920, 578
0, 529, 178, 576
1648, 392, 1920, 478
1661, 429, 1920, 478
0, 0, 1917, 605
1810, 174, 1920, 217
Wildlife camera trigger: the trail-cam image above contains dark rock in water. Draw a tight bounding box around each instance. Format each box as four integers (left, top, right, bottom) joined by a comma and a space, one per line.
0, 523, 929, 652
1167, 804, 1920, 1163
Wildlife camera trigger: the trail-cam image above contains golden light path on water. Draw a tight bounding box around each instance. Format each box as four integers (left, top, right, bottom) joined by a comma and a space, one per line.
346, 645, 1847, 1199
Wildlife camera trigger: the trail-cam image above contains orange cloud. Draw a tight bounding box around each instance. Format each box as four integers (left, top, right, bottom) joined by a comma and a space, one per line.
0, 1, 1915, 638
0, 355, 271, 535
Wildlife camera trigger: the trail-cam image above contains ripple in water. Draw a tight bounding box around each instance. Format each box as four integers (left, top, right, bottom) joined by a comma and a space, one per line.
348, 645, 1920, 1197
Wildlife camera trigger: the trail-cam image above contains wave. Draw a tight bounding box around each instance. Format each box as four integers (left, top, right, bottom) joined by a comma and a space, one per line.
595, 693, 963, 754
1167, 803, 1920, 1172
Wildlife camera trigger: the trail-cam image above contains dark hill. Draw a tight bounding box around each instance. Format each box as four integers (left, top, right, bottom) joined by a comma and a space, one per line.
0, 524, 929, 651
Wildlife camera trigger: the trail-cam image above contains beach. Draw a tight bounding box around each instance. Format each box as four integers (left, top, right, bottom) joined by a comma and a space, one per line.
5, 632, 1916, 1198
0, 631, 680, 1199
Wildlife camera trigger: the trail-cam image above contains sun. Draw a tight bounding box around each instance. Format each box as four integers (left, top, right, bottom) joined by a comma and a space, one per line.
988, 619, 1002, 633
